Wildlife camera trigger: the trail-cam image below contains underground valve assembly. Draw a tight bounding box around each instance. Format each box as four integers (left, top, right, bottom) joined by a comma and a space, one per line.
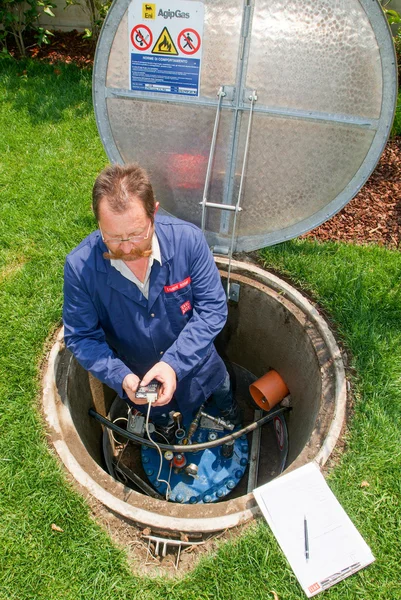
89, 370, 290, 504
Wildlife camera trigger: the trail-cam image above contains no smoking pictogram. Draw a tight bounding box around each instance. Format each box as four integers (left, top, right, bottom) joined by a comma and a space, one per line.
177, 28, 201, 55
131, 24, 153, 51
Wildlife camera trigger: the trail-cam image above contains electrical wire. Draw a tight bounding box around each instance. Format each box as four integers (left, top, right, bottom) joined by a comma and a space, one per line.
152, 430, 170, 445
113, 439, 129, 484
111, 417, 128, 445
90, 405, 290, 453
145, 400, 172, 501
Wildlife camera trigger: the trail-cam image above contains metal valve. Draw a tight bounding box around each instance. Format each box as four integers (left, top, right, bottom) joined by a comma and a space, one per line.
185, 463, 198, 478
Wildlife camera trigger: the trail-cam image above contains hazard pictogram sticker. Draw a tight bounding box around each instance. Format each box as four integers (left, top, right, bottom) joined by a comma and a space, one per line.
131, 24, 153, 51
177, 28, 201, 55
152, 27, 178, 55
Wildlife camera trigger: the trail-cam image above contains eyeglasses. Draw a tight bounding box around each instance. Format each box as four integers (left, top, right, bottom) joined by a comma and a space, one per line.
100, 222, 152, 245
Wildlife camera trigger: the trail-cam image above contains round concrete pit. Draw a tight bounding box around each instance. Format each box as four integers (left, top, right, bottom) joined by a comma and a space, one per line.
42, 258, 346, 535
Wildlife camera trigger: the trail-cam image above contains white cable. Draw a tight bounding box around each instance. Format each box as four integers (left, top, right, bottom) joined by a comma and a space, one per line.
111, 417, 128, 445
153, 431, 170, 445
145, 400, 172, 501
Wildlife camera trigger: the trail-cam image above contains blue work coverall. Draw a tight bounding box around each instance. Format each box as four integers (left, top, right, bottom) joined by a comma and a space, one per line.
63, 215, 228, 421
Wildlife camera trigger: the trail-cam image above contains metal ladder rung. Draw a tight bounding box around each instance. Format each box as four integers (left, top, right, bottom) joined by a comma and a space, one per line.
200, 201, 242, 212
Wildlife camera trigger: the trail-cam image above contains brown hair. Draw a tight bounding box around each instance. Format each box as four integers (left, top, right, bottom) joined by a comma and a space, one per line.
92, 163, 156, 221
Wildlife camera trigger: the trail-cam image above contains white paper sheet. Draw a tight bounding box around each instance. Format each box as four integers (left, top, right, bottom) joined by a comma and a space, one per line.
253, 462, 375, 597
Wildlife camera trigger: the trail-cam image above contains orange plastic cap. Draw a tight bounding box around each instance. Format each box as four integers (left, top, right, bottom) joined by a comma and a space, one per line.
249, 370, 289, 412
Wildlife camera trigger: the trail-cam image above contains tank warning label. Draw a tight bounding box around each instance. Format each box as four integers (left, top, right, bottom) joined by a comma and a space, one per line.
152, 27, 178, 55
131, 24, 153, 51
177, 28, 201, 55
129, 0, 204, 97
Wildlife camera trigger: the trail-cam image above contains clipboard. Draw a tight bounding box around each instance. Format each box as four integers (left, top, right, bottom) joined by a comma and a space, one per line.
253, 462, 375, 597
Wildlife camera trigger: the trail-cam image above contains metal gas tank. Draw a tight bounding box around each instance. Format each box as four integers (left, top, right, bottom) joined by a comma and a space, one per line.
93, 0, 397, 252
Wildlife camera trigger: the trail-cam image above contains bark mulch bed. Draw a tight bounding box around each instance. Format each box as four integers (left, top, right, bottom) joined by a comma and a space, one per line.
9, 30, 401, 250
303, 137, 401, 250
13, 29, 95, 68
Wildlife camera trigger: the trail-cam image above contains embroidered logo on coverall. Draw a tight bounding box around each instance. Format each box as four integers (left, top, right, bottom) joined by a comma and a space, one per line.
164, 276, 191, 293
180, 300, 192, 314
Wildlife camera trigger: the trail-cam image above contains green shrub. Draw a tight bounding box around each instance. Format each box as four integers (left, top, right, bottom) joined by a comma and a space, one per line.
65, 0, 111, 44
0, 0, 55, 57
390, 31, 401, 137
380, 0, 401, 26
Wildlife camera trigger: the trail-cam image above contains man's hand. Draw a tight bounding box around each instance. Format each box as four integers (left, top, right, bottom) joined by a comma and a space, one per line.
141, 361, 177, 406
122, 373, 142, 403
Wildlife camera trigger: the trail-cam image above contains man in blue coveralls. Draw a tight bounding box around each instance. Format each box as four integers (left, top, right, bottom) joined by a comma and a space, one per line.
63, 163, 239, 430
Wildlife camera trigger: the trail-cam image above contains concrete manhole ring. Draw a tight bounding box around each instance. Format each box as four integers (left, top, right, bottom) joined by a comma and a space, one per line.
42, 259, 347, 537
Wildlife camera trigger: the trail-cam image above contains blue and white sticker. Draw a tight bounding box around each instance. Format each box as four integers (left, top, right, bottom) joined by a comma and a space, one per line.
128, 0, 204, 97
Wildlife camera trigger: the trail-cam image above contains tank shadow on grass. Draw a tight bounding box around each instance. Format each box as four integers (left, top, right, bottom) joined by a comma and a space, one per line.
0, 59, 93, 125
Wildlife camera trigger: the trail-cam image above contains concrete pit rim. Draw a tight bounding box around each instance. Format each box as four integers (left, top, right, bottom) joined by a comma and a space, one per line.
42, 259, 347, 534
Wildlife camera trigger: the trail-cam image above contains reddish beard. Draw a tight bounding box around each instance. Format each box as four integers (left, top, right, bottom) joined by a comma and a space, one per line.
103, 243, 152, 261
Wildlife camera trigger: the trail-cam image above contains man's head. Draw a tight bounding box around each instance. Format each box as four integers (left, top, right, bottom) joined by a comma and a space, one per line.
92, 163, 156, 222
92, 164, 158, 261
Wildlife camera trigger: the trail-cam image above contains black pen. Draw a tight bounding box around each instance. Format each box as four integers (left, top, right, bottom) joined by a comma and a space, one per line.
304, 516, 309, 561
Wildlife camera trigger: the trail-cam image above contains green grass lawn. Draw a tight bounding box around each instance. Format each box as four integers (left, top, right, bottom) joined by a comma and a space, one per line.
0, 58, 400, 600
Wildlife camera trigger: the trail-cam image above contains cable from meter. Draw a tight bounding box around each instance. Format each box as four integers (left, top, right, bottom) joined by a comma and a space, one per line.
145, 399, 172, 501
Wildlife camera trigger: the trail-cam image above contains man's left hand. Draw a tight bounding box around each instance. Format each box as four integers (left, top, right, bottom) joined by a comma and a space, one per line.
141, 361, 177, 406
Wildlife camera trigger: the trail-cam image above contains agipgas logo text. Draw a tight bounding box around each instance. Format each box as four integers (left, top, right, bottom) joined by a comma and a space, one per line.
158, 8, 190, 19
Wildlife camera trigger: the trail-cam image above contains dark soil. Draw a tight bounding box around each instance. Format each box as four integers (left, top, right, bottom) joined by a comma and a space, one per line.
10, 29, 95, 68
9, 30, 401, 250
